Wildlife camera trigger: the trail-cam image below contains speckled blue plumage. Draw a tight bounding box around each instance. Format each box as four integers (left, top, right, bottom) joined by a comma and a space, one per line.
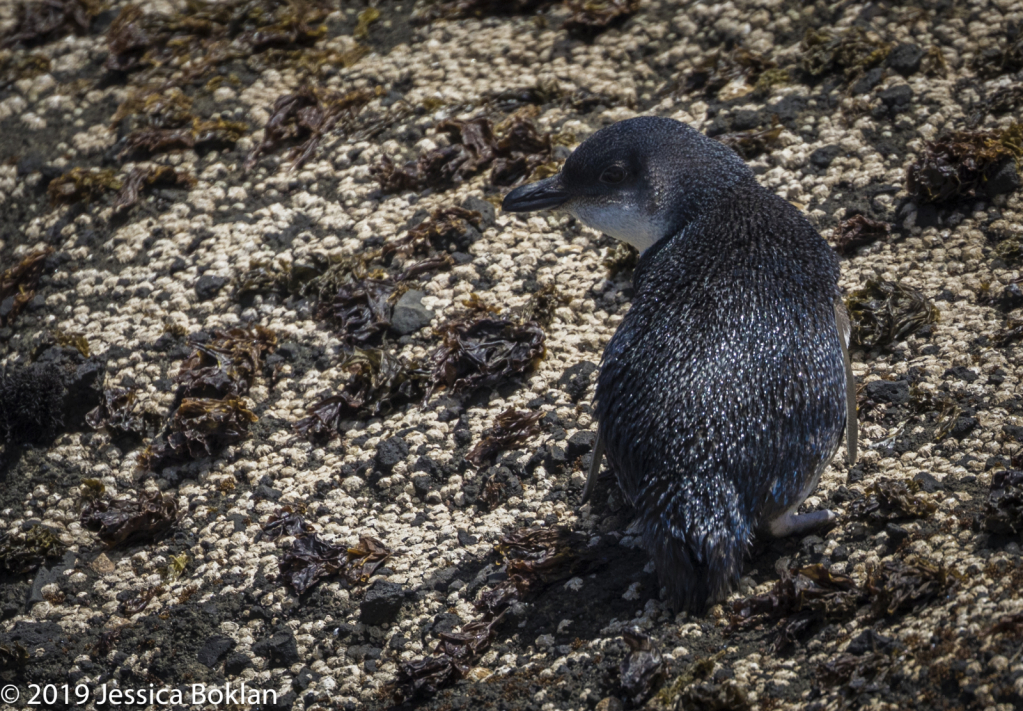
593, 139, 847, 612
503, 117, 849, 613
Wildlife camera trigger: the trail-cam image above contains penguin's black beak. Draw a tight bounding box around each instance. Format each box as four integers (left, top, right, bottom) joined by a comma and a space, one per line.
502, 176, 569, 212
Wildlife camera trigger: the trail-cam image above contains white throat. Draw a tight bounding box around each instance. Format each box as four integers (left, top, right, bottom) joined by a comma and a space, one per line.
568, 201, 667, 253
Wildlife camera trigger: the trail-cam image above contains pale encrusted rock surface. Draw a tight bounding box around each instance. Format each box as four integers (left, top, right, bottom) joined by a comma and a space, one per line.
1, 1, 1023, 710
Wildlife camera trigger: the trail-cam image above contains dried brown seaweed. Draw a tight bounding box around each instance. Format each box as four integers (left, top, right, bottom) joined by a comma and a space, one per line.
383, 207, 482, 259
175, 326, 277, 398
354, 7, 380, 39
849, 479, 936, 523
121, 584, 164, 615
833, 215, 891, 255
113, 166, 196, 214
0, 51, 51, 90
906, 123, 1023, 204
120, 117, 247, 160
731, 564, 863, 651
2, 0, 100, 48
519, 283, 567, 327
80, 489, 177, 547
715, 121, 783, 160
105, 0, 330, 77
244, 85, 379, 171
85, 387, 154, 439
620, 629, 665, 706
258, 505, 313, 541
52, 328, 90, 357
983, 469, 1023, 535
682, 47, 776, 98
800, 27, 891, 83
0, 247, 53, 327
562, 0, 639, 36
427, 318, 546, 399
865, 556, 957, 617
279, 533, 390, 595
846, 280, 938, 349
397, 526, 591, 700
412, 0, 557, 25
294, 349, 427, 441
47, 168, 121, 205
466, 408, 543, 467
373, 114, 553, 193
0, 524, 66, 575
315, 278, 396, 347
144, 397, 257, 468
972, 24, 1023, 79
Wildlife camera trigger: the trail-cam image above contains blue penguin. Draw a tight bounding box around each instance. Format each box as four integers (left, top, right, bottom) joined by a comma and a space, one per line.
502, 116, 856, 613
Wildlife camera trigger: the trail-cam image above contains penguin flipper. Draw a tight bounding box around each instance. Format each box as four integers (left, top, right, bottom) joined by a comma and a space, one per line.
581, 424, 604, 503
835, 300, 858, 465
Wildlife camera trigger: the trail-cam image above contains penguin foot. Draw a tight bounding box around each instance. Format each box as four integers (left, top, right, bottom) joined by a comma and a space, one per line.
767, 508, 836, 538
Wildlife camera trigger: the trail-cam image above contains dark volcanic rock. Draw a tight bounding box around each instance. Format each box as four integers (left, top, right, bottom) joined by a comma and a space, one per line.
252, 631, 300, 668
390, 289, 434, 335
810, 145, 841, 169
360, 581, 406, 625
197, 635, 237, 668
194, 274, 229, 301
865, 380, 910, 404
558, 361, 598, 401
887, 43, 924, 75
376, 436, 409, 473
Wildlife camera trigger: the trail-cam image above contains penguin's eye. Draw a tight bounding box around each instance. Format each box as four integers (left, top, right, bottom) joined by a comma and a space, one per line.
599, 165, 627, 184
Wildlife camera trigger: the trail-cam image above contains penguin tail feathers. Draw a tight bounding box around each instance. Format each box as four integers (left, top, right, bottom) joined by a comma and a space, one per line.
641, 513, 748, 615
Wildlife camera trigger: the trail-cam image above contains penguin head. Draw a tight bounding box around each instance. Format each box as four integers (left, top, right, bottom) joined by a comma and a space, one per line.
503, 116, 754, 253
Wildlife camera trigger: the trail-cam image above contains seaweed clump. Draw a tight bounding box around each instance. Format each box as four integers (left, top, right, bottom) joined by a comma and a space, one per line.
466, 408, 543, 467
906, 123, 1023, 205
244, 85, 381, 172
865, 556, 957, 618
383, 206, 483, 259
277, 527, 390, 595
86, 387, 156, 440
142, 325, 274, 468
315, 278, 396, 347
47, 168, 121, 205
0, 524, 66, 574
113, 166, 196, 214
984, 469, 1023, 535
104, 1, 330, 77
396, 527, 593, 700
715, 120, 783, 160
832, 215, 891, 256
849, 479, 936, 523
0, 247, 53, 327
144, 397, 257, 468
799, 27, 891, 84
413, 0, 558, 25
175, 326, 277, 398
619, 629, 665, 706
80, 488, 178, 547
846, 280, 938, 349
681, 47, 777, 100
294, 349, 427, 442
562, 0, 640, 38
427, 319, 545, 400
731, 564, 863, 652
972, 23, 1023, 79
2, 0, 101, 48
373, 113, 554, 193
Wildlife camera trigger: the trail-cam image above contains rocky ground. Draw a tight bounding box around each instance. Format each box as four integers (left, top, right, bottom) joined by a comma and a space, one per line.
1, 0, 1023, 709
